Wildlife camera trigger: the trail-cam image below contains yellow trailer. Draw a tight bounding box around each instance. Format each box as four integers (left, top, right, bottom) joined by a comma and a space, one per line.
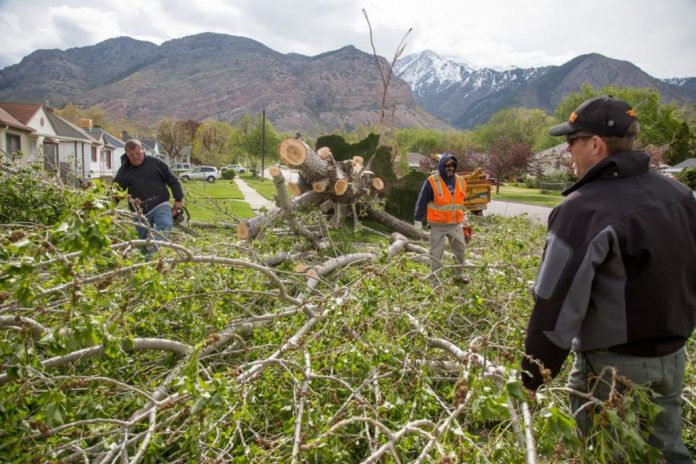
462, 168, 492, 215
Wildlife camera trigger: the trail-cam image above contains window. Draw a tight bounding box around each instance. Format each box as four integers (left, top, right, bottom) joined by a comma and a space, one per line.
5, 133, 21, 155
91, 146, 97, 162
104, 150, 112, 169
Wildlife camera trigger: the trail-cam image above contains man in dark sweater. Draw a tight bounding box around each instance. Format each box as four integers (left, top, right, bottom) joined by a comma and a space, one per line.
114, 139, 184, 245
522, 96, 696, 462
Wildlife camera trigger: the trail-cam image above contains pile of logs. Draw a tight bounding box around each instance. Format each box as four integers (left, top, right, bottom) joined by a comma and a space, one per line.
237, 137, 427, 242
279, 138, 384, 201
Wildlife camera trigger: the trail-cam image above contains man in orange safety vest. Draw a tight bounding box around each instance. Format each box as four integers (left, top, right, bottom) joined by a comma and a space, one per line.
414, 153, 469, 285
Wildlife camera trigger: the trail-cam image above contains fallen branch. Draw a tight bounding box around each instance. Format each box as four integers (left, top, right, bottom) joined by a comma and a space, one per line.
269, 165, 321, 243
0, 338, 193, 386
0, 315, 47, 339
236, 190, 325, 240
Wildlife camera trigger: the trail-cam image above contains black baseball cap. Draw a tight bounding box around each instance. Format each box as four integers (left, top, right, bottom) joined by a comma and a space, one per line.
549, 95, 638, 137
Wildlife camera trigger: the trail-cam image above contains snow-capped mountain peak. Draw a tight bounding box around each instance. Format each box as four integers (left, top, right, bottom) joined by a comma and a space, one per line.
394, 50, 476, 90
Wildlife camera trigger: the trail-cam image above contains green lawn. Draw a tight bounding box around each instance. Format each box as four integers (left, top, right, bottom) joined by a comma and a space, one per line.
181, 179, 244, 199
182, 179, 255, 221
491, 185, 564, 208
239, 173, 277, 200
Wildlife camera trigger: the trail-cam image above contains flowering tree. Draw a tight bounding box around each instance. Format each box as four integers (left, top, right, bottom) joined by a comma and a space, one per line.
486, 137, 534, 193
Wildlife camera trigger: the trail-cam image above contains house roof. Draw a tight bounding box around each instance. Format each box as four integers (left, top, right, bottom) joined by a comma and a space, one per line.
0, 102, 42, 125
121, 131, 158, 151
140, 137, 158, 151
45, 110, 95, 142
87, 127, 125, 148
0, 106, 34, 132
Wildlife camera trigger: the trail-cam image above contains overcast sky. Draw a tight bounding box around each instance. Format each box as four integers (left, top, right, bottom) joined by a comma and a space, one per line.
1, 0, 695, 79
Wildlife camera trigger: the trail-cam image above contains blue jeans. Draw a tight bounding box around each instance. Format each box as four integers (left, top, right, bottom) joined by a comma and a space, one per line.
568, 348, 692, 463
135, 203, 173, 252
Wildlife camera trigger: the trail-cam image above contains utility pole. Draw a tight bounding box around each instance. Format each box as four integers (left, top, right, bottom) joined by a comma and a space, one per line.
261, 109, 266, 181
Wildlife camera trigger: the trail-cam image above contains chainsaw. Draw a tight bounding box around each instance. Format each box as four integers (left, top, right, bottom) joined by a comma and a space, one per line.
172, 206, 201, 237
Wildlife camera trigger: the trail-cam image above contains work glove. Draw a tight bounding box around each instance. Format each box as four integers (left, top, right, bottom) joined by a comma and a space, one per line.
463, 225, 473, 243
413, 220, 423, 231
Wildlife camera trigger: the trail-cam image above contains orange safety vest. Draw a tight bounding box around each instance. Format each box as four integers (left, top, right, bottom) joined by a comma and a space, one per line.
426, 173, 467, 224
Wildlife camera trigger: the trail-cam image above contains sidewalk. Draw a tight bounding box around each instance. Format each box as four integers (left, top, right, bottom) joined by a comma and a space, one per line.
234, 177, 276, 211
484, 200, 552, 225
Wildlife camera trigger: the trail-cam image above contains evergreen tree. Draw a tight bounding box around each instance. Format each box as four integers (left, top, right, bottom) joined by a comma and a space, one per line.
665, 121, 694, 166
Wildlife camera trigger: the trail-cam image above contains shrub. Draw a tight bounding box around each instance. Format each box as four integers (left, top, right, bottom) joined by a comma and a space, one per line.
0, 165, 74, 224
675, 167, 696, 190
316, 133, 380, 162
384, 170, 427, 221
521, 175, 540, 189
221, 169, 236, 180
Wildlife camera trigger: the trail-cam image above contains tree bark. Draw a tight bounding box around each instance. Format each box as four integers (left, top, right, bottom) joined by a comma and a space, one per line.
269, 165, 321, 243
367, 206, 428, 240
237, 190, 324, 240
279, 137, 382, 207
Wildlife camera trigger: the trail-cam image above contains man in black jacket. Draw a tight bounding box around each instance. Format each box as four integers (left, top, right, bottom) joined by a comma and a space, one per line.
522, 96, 696, 462
114, 139, 184, 246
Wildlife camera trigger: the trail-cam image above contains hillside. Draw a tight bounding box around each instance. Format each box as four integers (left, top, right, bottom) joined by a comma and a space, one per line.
0, 33, 446, 134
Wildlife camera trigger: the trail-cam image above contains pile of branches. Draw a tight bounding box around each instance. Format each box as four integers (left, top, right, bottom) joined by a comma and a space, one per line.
1, 161, 692, 463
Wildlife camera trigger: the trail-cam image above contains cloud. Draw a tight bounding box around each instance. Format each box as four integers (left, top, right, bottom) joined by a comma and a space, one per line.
0, 0, 694, 77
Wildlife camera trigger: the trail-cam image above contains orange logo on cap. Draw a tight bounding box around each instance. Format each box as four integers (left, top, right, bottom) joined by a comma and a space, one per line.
568, 112, 578, 122
626, 109, 637, 117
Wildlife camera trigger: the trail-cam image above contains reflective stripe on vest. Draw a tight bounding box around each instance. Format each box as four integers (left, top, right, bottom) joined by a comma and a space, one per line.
426, 173, 467, 224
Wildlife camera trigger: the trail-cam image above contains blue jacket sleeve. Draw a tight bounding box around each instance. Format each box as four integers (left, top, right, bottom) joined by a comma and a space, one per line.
414, 180, 433, 222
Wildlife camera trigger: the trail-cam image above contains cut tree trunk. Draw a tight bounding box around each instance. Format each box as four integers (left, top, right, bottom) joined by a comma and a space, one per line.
240, 138, 413, 242
367, 206, 428, 240
279, 137, 382, 206
236, 190, 324, 240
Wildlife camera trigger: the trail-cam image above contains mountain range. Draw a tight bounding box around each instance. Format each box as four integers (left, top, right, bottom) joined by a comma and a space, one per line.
394, 50, 696, 128
1, 32, 694, 134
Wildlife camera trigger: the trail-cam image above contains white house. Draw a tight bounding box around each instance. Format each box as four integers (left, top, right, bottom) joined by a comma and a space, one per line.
44, 109, 102, 180
0, 106, 36, 161
83, 124, 125, 178
0, 102, 108, 180
0, 102, 59, 170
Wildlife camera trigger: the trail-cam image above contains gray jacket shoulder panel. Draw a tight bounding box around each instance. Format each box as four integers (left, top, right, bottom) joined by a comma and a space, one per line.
541, 226, 628, 350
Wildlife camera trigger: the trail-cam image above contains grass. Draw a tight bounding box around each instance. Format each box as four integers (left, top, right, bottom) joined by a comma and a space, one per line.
181, 179, 244, 199
491, 185, 564, 208
239, 173, 277, 200
182, 179, 255, 221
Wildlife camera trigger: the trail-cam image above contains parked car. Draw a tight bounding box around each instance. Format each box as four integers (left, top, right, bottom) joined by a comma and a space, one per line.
179, 166, 221, 183
221, 164, 247, 174
171, 163, 193, 174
